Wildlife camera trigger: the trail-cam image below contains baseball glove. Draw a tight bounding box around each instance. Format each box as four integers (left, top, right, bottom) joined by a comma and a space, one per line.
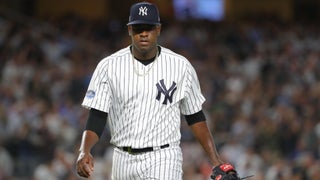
211, 163, 240, 180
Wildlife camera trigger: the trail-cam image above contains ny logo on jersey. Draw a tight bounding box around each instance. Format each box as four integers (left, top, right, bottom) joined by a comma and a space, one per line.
139, 6, 148, 16
156, 79, 177, 105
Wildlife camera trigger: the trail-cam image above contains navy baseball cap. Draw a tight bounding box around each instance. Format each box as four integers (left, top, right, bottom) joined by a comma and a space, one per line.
127, 2, 161, 26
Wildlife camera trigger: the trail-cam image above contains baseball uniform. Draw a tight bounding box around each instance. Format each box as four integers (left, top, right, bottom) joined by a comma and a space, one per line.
82, 45, 205, 179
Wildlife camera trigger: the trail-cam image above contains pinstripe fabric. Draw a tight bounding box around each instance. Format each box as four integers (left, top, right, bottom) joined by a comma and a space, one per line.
82, 45, 205, 179
112, 145, 182, 180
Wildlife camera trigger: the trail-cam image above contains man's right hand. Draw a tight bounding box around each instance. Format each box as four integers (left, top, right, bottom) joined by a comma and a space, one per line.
76, 151, 94, 178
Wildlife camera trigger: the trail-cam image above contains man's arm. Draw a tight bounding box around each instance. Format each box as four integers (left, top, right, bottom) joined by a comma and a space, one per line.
76, 109, 107, 178
189, 121, 223, 166
185, 110, 223, 166
188, 117, 241, 180
76, 130, 98, 178
79, 130, 100, 153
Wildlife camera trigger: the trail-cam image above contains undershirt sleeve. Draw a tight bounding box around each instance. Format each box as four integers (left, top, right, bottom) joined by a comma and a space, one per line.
85, 108, 108, 138
184, 110, 206, 126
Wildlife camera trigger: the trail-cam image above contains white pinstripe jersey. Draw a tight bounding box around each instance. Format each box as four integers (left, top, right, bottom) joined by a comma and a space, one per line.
82, 45, 205, 148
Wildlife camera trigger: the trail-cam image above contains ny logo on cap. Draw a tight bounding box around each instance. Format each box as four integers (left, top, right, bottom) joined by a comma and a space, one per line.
139, 6, 148, 16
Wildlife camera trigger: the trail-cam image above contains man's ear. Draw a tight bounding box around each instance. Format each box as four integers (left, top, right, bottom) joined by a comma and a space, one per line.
128, 26, 132, 36
156, 25, 161, 36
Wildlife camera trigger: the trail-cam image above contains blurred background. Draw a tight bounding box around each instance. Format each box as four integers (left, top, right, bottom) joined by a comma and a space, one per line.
1, 0, 320, 179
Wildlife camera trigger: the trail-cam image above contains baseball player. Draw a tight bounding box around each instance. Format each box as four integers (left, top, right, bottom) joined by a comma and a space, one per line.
76, 2, 240, 180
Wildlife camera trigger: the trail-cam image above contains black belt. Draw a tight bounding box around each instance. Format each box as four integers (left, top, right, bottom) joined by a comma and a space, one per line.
118, 144, 169, 154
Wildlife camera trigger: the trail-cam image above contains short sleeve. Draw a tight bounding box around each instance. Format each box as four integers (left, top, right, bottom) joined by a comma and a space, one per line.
82, 60, 112, 113
180, 62, 205, 115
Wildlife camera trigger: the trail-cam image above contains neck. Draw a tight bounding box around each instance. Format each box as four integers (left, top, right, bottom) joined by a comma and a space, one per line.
131, 46, 158, 60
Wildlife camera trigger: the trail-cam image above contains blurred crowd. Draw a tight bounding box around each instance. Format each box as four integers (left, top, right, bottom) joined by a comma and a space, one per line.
1, 10, 320, 180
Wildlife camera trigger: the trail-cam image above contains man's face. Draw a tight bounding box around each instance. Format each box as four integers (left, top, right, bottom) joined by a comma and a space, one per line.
128, 24, 161, 54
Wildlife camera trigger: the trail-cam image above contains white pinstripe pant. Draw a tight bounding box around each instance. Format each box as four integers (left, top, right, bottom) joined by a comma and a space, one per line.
112, 145, 183, 180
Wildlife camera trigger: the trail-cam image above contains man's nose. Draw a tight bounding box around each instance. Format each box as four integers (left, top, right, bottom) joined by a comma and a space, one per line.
139, 30, 149, 36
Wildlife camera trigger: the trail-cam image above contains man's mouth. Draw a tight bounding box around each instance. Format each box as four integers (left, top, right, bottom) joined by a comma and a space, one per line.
139, 40, 149, 45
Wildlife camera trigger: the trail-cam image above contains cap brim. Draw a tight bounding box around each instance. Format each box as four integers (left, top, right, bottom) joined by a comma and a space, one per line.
127, 20, 161, 26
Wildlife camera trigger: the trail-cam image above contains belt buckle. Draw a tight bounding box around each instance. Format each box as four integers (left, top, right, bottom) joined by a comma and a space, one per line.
127, 147, 133, 154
